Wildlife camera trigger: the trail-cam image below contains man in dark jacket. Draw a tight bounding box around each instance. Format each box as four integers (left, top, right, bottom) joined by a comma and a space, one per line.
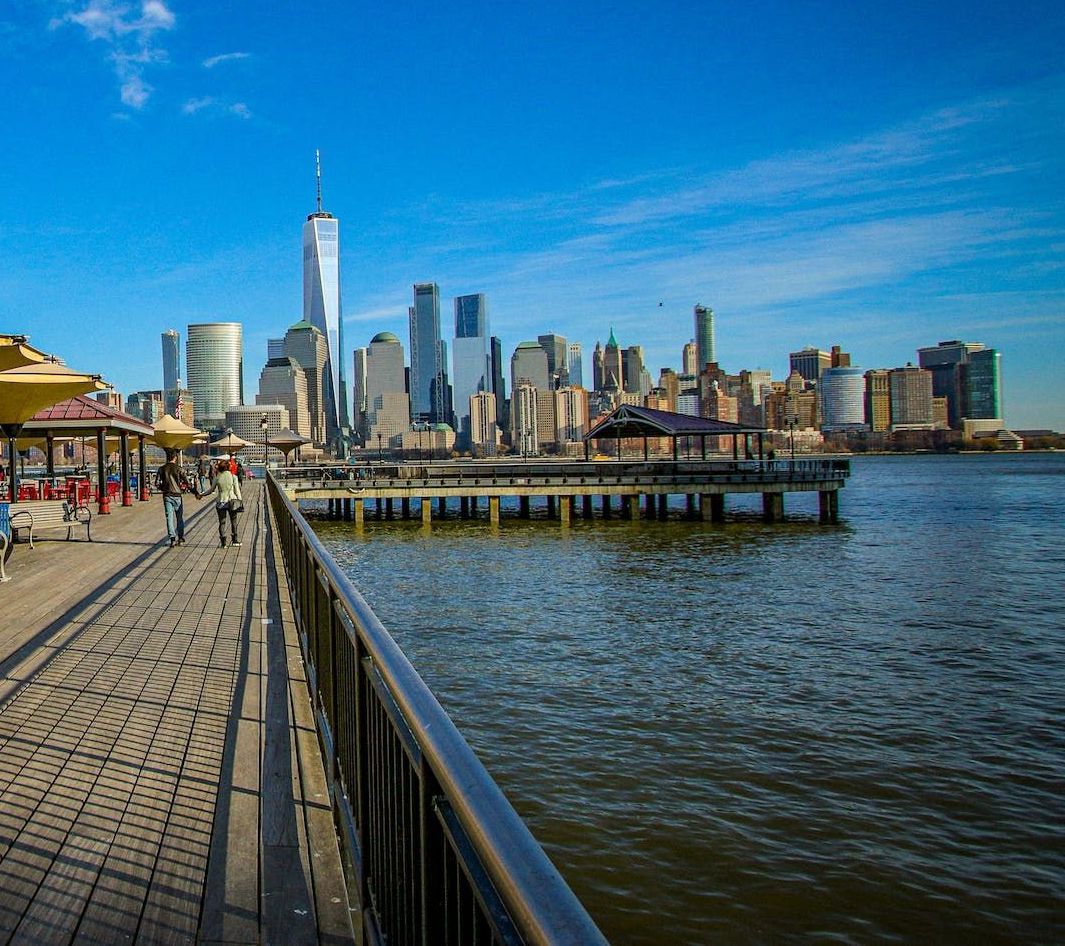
156, 449, 196, 547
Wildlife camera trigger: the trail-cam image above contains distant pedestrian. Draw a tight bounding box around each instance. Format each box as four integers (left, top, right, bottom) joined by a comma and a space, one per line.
203, 459, 244, 548
229, 455, 238, 476
236, 459, 245, 482
197, 455, 210, 493
155, 449, 196, 547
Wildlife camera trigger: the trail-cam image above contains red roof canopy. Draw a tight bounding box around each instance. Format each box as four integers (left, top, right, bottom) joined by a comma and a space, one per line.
24, 395, 153, 436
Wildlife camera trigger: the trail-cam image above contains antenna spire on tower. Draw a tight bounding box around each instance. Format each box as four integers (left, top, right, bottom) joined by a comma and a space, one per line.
315, 149, 322, 213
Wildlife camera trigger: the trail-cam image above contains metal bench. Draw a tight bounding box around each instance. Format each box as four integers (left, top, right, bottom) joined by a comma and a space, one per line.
0, 503, 10, 582
10, 499, 93, 548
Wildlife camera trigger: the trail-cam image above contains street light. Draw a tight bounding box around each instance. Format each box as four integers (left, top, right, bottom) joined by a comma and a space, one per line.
260, 415, 269, 474
377, 432, 383, 463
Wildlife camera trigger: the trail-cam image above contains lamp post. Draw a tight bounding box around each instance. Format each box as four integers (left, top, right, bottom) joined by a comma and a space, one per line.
377, 432, 383, 463
260, 415, 269, 475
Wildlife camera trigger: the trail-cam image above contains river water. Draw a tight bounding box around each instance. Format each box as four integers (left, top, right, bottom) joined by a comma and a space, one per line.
311, 454, 1064, 945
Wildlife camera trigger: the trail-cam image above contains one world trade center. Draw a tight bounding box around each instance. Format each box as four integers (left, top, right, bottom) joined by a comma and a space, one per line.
303, 150, 349, 449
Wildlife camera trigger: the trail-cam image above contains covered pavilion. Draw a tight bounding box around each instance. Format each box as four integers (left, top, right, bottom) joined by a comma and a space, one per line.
22, 395, 155, 512
584, 403, 768, 461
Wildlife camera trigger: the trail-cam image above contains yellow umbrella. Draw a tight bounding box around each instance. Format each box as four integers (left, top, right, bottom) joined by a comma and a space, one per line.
151, 414, 202, 450
0, 335, 48, 372
210, 430, 252, 451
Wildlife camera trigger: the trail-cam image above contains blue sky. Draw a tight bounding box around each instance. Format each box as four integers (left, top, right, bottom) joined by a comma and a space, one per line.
2, 1, 1063, 428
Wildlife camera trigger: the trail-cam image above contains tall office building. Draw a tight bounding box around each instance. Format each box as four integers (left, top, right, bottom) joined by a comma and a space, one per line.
568, 342, 583, 389
490, 336, 506, 428
303, 151, 347, 446
916, 340, 1000, 429
537, 333, 568, 388
511, 342, 550, 392
351, 347, 368, 442
256, 357, 311, 438
694, 305, 715, 372
864, 369, 891, 432
364, 332, 410, 447
162, 329, 180, 392
284, 320, 329, 446
888, 364, 934, 430
469, 391, 499, 455
622, 346, 650, 395
790, 347, 831, 383
267, 338, 286, 360
555, 386, 589, 444
186, 322, 243, 429
512, 382, 539, 456
409, 283, 444, 424
452, 294, 491, 447
602, 329, 622, 390
819, 366, 867, 431
682, 340, 698, 376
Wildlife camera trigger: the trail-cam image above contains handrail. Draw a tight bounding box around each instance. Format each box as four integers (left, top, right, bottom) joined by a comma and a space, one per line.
266, 473, 609, 946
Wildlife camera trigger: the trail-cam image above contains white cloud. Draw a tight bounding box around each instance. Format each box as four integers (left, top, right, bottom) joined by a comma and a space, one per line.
181, 96, 252, 120
202, 51, 250, 69
51, 0, 176, 109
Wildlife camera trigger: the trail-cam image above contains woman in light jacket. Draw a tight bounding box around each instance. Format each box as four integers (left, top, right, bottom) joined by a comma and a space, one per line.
204, 458, 244, 548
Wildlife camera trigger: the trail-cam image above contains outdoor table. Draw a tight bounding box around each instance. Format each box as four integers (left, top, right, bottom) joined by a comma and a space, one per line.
17, 483, 39, 501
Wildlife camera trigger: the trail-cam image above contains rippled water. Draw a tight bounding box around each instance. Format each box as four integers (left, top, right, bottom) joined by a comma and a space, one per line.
312, 454, 1064, 945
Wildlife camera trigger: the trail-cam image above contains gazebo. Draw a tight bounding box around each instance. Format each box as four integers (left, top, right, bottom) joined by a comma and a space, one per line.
23, 396, 155, 512
584, 404, 768, 461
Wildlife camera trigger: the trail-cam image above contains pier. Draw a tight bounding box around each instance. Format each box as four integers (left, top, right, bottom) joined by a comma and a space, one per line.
277, 457, 850, 525
0, 478, 609, 945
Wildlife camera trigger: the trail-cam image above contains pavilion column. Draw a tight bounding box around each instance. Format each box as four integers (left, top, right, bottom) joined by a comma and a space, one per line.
643, 437, 649, 461
96, 427, 110, 514
138, 436, 149, 500
5, 434, 16, 503
733, 434, 739, 461
46, 434, 56, 480
757, 432, 764, 462
120, 431, 132, 506
584, 440, 590, 461
701, 435, 707, 460
672, 436, 679, 461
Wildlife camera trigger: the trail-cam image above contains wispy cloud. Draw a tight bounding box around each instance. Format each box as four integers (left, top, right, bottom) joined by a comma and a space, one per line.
202, 50, 250, 69
181, 96, 251, 119
50, 0, 176, 109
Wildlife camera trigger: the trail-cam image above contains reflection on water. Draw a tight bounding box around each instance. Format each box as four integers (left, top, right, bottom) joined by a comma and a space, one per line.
313, 454, 1065, 945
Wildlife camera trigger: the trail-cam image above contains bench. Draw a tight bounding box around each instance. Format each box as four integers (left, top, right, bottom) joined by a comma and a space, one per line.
0, 503, 10, 582
9, 500, 93, 548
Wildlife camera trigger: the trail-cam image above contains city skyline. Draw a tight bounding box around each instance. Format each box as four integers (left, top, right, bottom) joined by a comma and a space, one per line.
1, 2, 1062, 427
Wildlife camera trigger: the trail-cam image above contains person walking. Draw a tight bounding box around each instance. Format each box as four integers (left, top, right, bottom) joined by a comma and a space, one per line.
197, 454, 211, 494
203, 459, 244, 548
155, 449, 195, 547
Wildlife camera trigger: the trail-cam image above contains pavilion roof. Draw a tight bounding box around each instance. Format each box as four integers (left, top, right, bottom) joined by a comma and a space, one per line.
23, 395, 154, 437
584, 404, 765, 441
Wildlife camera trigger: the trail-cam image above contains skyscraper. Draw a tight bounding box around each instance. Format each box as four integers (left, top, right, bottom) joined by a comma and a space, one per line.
790, 347, 831, 383
694, 305, 715, 372
303, 151, 347, 446
602, 329, 622, 390
917, 340, 1001, 428
364, 331, 411, 447
568, 342, 583, 389
511, 342, 550, 392
162, 329, 180, 392
888, 364, 934, 430
452, 294, 491, 447
186, 323, 243, 429
682, 340, 697, 376
537, 333, 568, 388
819, 366, 867, 431
490, 336, 506, 428
257, 357, 311, 438
864, 369, 891, 432
409, 283, 444, 424
284, 320, 329, 446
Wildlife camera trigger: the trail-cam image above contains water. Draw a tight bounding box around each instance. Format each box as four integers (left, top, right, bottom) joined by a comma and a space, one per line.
312, 454, 1064, 944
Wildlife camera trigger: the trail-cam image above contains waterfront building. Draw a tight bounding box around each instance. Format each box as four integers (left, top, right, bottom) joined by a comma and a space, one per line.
765, 370, 818, 430
186, 322, 243, 429
933, 396, 949, 430
303, 153, 347, 445
536, 389, 557, 449
676, 391, 701, 417
162, 329, 180, 392
888, 364, 934, 430
658, 368, 680, 412
469, 391, 498, 455
256, 357, 311, 439
512, 382, 539, 456
830, 345, 851, 368
226, 404, 287, 464
694, 305, 715, 372
682, 339, 698, 376
364, 332, 410, 449
916, 340, 1002, 429
267, 337, 286, 360
622, 346, 651, 396
511, 341, 550, 392
568, 342, 583, 389
284, 320, 329, 447
96, 391, 123, 412
864, 370, 891, 432
351, 347, 368, 443
126, 390, 166, 425
554, 386, 588, 445
409, 283, 444, 424
602, 329, 622, 391
790, 347, 831, 384
453, 294, 491, 449
820, 366, 867, 432
735, 369, 772, 427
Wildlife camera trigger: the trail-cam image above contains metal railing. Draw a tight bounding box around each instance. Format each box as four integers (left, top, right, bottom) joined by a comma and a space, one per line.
266, 474, 609, 946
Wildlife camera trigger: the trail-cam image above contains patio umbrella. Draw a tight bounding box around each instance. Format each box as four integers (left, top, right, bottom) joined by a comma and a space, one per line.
261, 427, 310, 465
0, 361, 107, 502
151, 414, 202, 451
210, 430, 252, 451
0, 335, 48, 372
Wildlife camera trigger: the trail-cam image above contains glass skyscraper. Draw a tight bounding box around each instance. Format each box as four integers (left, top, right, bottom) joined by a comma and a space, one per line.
303, 154, 348, 448
161, 329, 180, 392
452, 294, 490, 447
694, 305, 715, 372
186, 323, 243, 429
409, 283, 444, 424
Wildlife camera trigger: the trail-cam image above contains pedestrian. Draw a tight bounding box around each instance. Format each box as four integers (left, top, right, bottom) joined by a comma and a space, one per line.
155, 449, 196, 547
203, 459, 244, 548
228, 454, 238, 475
197, 454, 210, 493
236, 458, 245, 482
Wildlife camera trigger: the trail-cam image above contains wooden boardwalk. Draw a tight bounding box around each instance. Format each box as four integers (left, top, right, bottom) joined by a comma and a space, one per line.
0, 483, 356, 946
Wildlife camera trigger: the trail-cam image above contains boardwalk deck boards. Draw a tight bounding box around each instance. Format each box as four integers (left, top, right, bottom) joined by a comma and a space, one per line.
0, 483, 354, 945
